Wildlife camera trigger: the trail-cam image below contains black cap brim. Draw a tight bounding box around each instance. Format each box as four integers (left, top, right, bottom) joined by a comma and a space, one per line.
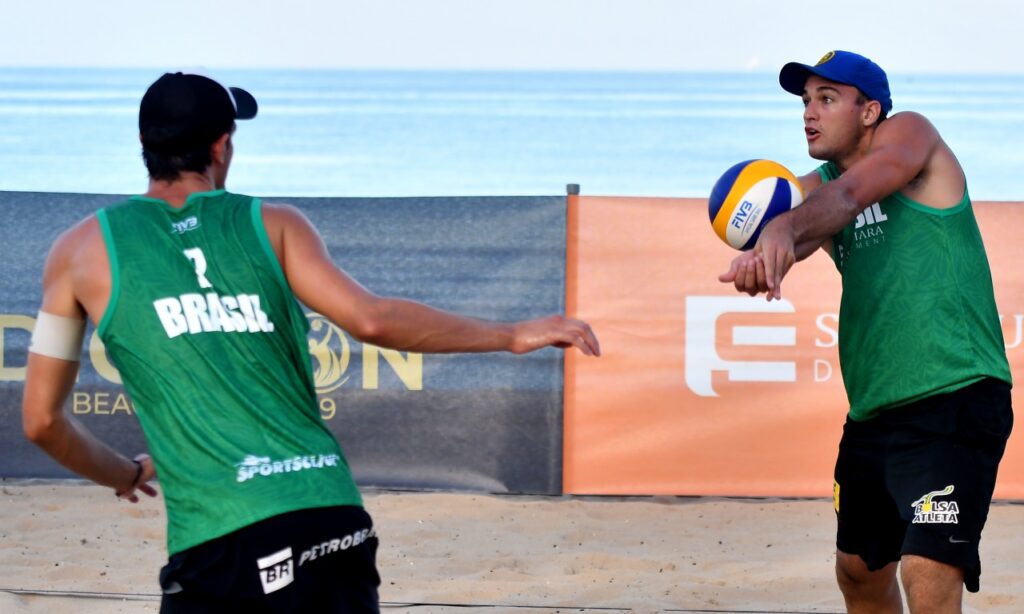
229, 86, 258, 120
779, 62, 817, 96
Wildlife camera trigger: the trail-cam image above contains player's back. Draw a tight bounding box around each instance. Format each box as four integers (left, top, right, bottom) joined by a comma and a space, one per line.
95, 189, 362, 555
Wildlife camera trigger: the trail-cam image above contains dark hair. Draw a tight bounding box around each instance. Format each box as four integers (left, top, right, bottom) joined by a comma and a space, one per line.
855, 91, 888, 123
141, 145, 213, 182
140, 122, 235, 181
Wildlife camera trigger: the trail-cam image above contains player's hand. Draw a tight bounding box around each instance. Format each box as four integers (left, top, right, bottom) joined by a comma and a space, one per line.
718, 251, 769, 297
755, 216, 797, 301
117, 453, 158, 503
510, 315, 601, 357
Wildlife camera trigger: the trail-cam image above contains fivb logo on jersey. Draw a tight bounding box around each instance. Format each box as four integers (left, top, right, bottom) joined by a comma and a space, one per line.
170, 216, 200, 235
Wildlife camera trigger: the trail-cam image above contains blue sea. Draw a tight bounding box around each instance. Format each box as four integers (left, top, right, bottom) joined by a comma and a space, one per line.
1, 68, 1023, 200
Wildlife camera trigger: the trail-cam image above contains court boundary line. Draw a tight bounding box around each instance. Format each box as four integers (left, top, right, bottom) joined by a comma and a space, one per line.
0, 587, 843, 613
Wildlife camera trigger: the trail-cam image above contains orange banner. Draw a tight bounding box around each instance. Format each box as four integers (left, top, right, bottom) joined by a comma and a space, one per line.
564, 197, 1024, 499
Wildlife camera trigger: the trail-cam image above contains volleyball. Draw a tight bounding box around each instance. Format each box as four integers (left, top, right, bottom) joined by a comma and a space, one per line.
708, 159, 804, 250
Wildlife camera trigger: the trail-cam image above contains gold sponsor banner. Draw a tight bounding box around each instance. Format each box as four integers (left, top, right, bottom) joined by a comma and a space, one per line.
564, 197, 1024, 498
305, 312, 422, 419
1, 312, 423, 422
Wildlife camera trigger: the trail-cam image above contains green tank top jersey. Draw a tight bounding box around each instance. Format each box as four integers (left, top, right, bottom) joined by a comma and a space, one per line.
96, 190, 362, 555
816, 163, 1011, 421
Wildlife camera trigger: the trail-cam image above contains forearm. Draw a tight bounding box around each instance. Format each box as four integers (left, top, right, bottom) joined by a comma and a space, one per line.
787, 180, 859, 246
27, 410, 138, 492
276, 210, 594, 356
795, 237, 827, 262
357, 298, 516, 353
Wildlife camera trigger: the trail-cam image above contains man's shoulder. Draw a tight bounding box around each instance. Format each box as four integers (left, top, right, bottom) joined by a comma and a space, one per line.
47, 214, 102, 270
877, 111, 937, 137
258, 199, 298, 212
57, 214, 101, 250
873, 111, 944, 161
888, 110, 927, 122
876, 112, 963, 204
258, 201, 307, 226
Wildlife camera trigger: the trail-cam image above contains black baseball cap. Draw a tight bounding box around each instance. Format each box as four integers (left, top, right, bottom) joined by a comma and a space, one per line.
779, 50, 892, 116
139, 72, 258, 154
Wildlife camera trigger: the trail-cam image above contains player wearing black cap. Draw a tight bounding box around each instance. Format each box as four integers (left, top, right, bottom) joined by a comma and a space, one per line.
22, 71, 600, 613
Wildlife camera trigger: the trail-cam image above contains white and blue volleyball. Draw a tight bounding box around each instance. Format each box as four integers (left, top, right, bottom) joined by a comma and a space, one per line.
708, 159, 804, 250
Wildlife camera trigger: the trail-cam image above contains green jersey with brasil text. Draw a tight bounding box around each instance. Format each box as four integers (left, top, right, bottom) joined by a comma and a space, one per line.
817, 162, 1011, 421
96, 190, 361, 555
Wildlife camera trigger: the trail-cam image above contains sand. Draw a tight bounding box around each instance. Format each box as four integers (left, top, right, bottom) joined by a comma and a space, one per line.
0, 481, 1021, 613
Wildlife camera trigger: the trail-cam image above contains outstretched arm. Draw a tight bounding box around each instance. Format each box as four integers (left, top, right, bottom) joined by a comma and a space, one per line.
261, 204, 601, 356
22, 227, 157, 502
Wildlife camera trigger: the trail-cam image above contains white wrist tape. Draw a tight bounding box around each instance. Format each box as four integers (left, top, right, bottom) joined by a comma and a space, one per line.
30, 311, 86, 361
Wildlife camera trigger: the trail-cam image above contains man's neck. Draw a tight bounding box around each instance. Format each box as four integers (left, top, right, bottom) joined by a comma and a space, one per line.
832, 127, 877, 174
144, 172, 220, 207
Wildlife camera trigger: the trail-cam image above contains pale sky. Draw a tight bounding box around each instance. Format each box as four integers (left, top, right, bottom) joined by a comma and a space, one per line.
2, 0, 1022, 74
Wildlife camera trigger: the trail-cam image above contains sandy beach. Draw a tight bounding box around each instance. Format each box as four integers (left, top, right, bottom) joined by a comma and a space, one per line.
0, 481, 1020, 613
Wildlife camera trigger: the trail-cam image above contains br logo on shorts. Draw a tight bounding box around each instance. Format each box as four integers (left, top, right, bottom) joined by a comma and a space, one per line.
257, 546, 295, 594
911, 485, 959, 524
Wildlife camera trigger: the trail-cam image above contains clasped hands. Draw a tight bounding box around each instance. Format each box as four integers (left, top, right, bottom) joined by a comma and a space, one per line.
717, 217, 797, 301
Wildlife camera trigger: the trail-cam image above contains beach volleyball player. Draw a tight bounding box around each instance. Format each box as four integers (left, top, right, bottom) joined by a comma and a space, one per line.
719, 51, 1013, 612
21, 72, 600, 612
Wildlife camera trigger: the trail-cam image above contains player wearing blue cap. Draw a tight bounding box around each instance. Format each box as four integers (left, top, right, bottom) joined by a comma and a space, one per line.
720, 51, 1012, 613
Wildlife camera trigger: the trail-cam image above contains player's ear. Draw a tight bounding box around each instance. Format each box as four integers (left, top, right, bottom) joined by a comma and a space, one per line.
210, 133, 231, 166
862, 100, 882, 127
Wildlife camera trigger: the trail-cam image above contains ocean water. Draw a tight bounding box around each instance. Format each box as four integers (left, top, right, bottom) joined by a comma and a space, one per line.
1, 68, 1023, 200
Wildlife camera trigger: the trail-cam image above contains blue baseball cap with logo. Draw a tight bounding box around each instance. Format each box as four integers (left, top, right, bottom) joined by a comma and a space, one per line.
779, 50, 892, 116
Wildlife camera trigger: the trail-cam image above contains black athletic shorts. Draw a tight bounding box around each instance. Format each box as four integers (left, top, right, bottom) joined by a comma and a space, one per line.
834, 377, 1013, 593
159, 505, 380, 613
